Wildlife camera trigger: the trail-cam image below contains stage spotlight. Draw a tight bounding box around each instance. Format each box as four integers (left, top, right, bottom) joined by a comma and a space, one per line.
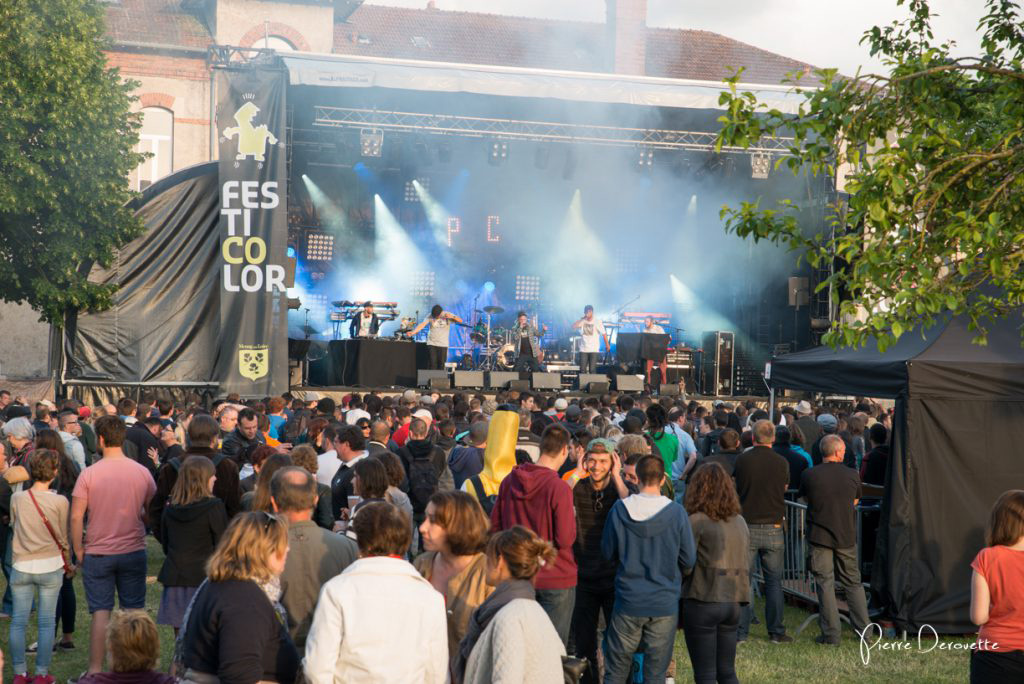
636, 148, 654, 172
405, 177, 429, 203
286, 246, 296, 258
483, 281, 496, 293
514, 275, 541, 302
410, 271, 436, 298
304, 232, 334, 261
488, 141, 508, 166
535, 146, 550, 170
751, 152, 771, 179
360, 128, 383, 157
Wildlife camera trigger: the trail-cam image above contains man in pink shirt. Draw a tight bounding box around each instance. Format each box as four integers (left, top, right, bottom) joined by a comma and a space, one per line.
70, 416, 156, 674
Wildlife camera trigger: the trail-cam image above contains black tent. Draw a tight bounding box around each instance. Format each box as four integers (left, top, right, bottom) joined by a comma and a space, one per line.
61, 162, 222, 404
768, 311, 1024, 633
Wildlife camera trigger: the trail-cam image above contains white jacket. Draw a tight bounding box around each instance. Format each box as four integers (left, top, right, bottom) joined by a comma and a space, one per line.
303, 556, 448, 684
463, 598, 565, 684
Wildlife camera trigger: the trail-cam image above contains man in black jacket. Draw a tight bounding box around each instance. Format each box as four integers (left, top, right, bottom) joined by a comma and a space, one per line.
348, 301, 380, 338
861, 423, 890, 485
221, 408, 265, 464
396, 419, 451, 524
124, 416, 162, 478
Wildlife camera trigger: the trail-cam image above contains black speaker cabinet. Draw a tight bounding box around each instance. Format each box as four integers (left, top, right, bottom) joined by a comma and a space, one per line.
531, 372, 562, 390
417, 369, 449, 388
701, 331, 735, 396
452, 371, 485, 388
615, 374, 644, 392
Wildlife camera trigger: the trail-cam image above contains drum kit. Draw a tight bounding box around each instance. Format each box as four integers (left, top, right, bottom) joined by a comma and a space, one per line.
469, 305, 522, 370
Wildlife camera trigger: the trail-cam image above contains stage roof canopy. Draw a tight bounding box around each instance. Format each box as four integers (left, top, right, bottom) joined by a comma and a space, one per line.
282, 52, 809, 113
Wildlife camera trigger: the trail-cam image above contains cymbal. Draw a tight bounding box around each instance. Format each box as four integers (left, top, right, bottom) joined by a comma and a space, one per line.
473, 309, 485, 314
483, 305, 505, 314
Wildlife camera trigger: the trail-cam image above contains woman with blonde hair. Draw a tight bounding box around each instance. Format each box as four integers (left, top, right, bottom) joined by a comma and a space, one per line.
157, 456, 227, 634
76, 610, 174, 684
682, 462, 749, 684
415, 491, 492, 660
243, 453, 293, 512
179, 512, 299, 684
455, 525, 565, 684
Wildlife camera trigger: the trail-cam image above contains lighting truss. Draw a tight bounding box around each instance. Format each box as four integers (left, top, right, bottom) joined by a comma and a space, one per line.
405, 177, 429, 203
305, 232, 334, 261
411, 271, 436, 298
313, 106, 793, 154
751, 151, 771, 179
360, 127, 383, 157
515, 275, 541, 302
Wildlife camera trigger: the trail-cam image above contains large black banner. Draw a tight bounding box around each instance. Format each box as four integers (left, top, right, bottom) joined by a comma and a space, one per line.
216, 68, 288, 395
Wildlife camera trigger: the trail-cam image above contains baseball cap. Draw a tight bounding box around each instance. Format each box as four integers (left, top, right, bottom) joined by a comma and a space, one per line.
816, 413, 838, 432
587, 437, 617, 454
78, 406, 92, 419
413, 408, 434, 424
565, 404, 582, 419
554, 398, 569, 411
402, 389, 418, 403
420, 395, 436, 406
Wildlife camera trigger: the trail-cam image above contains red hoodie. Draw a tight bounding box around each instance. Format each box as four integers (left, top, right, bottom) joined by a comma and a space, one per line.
491, 463, 577, 590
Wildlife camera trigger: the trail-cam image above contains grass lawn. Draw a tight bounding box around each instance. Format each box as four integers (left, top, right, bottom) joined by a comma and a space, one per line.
2, 538, 971, 683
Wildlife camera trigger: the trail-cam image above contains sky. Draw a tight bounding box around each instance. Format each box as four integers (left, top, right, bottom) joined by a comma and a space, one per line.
365, 0, 990, 75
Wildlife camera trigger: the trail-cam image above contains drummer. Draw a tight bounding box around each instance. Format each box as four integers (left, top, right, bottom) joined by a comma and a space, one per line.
408, 304, 463, 370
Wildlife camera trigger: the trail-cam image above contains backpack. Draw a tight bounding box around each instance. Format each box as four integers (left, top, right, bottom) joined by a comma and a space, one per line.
468, 474, 498, 516
407, 451, 440, 515
169, 452, 226, 472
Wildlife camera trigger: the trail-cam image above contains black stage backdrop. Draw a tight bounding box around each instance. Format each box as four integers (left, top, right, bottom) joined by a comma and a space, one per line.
769, 311, 1024, 633
63, 163, 221, 391
215, 67, 289, 395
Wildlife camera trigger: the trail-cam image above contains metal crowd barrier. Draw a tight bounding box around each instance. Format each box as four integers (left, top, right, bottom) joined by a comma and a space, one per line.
748, 494, 880, 632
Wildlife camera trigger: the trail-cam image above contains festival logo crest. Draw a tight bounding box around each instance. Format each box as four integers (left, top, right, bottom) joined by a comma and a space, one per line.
222, 98, 278, 162
238, 344, 269, 381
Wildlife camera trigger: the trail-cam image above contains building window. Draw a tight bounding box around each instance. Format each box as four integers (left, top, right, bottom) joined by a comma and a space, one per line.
251, 35, 296, 52
132, 106, 173, 191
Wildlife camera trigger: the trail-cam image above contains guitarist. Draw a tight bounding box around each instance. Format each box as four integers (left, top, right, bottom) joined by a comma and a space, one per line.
408, 304, 464, 370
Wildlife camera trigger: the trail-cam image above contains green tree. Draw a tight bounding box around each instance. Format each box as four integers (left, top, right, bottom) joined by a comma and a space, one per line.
0, 0, 145, 324
715, 0, 1024, 349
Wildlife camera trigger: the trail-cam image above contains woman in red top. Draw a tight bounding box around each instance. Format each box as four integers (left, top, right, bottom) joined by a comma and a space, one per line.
970, 489, 1024, 683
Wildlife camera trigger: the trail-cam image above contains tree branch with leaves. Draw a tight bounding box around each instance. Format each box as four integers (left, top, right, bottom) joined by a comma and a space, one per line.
715, 0, 1024, 350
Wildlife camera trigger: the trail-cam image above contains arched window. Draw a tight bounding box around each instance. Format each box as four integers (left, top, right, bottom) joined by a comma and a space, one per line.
132, 107, 173, 190
251, 35, 296, 52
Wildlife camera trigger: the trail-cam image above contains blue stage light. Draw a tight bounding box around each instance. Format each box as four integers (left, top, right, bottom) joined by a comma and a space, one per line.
483, 281, 496, 293
286, 246, 296, 258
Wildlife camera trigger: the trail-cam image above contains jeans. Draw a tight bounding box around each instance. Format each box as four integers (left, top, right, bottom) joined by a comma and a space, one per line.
535, 586, 576, 648
809, 544, 870, 641
1, 526, 13, 614
81, 550, 148, 612
571, 581, 615, 684
55, 573, 76, 635
682, 599, 740, 684
580, 352, 599, 374
9, 567, 64, 675
426, 345, 447, 370
739, 523, 785, 639
602, 610, 676, 684
514, 354, 541, 372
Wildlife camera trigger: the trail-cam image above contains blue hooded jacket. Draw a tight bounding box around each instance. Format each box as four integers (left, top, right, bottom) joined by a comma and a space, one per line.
601, 493, 696, 617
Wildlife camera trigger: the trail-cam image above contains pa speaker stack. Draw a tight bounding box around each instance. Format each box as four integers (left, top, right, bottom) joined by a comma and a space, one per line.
615, 375, 644, 392
452, 371, 485, 389
578, 374, 610, 393
417, 369, 449, 389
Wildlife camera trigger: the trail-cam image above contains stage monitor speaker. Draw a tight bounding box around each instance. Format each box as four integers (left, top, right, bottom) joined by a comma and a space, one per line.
615, 375, 644, 392
453, 371, 485, 388
487, 371, 521, 389
288, 338, 312, 361
532, 373, 562, 390
417, 370, 448, 388
659, 384, 681, 396
508, 379, 531, 392
429, 377, 450, 390
578, 374, 610, 393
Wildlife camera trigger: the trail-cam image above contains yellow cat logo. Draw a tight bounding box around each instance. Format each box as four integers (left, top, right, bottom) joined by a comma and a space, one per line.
223, 101, 278, 162
238, 344, 269, 381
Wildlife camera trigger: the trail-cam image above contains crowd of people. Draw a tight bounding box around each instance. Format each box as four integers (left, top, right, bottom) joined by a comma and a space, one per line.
0, 387, 1019, 683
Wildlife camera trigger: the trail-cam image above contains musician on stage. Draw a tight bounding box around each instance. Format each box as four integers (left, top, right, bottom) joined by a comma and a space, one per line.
641, 315, 668, 387
349, 301, 380, 339
513, 311, 546, 372
408, 304, 463, 370
572, 304, 609, 374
